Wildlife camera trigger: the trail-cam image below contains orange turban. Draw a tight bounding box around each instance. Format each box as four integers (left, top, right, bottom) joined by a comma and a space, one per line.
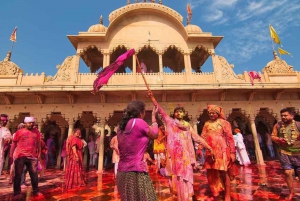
234, 128, 241, 133
207, 105, 225, 120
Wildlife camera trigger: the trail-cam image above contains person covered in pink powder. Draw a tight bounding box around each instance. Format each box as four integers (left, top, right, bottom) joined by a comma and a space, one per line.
148, 91, 213, 201
117, 100, 159, 201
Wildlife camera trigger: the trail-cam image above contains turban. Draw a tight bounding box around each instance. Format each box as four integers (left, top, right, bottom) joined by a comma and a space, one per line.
207, 105, 225, 120
234, 128, 241, 133
24, 116, 35, 123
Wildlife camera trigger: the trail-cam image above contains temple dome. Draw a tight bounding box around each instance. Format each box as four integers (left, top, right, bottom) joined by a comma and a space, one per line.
185, 24, 202, 34
88, 24, 107, 32
87, 16, 107, 33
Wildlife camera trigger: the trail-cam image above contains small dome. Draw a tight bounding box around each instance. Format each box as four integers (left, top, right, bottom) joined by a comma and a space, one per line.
88, 24, 107, 32
185, 24, 202, 34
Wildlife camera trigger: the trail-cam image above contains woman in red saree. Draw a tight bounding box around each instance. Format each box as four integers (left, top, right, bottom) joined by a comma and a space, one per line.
201, 105, 237, 201
65, 129, 86, 189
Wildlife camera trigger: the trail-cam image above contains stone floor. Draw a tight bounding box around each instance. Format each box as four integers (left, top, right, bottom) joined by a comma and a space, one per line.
0, 161, 300, 200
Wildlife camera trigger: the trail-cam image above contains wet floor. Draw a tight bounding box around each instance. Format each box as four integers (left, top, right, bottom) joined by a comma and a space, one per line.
0, 161, 300, 200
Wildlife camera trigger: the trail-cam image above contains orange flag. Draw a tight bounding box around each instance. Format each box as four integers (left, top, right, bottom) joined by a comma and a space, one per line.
10, 27, 17, 42
187, 3, 192, 17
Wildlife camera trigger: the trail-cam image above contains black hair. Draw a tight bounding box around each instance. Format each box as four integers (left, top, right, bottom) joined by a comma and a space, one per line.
0, 114, 8, 118
119, 100, 146, 131
111, 131, 117, 138
173, 107, 185, 115
280, 107, 295, 116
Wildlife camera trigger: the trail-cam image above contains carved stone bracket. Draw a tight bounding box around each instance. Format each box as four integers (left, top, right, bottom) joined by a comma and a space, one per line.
191, 92, 197, 102
273, 90, 284, 100
99, 93, 106, 103
34, 93, 45, 104
0, 93, 14, 105
248, 91, 256, 101
131, 92, 136, 101
67, 92, 76, 104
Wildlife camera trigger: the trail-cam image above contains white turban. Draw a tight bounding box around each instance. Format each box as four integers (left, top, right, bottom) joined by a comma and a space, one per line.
24, 116, 35, 123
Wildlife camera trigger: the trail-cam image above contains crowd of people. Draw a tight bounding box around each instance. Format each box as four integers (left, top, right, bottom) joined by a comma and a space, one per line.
0, 103, 300, 200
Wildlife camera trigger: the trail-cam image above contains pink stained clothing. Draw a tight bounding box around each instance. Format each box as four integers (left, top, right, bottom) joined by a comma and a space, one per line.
110, 136, 120, 163
13, 128, 41, 159
157, 104, 211, 195
117, 118, 150, 172
60, 140, 67, 157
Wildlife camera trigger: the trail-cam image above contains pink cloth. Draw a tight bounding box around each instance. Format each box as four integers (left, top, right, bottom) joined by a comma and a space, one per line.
157, 104, 211, 198
248, 71, 262, 85
92, 49, 135, 93
117, 118, 150, 172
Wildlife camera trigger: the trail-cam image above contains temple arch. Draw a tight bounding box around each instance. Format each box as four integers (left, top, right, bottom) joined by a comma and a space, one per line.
80, 45, 104, 73
190, 45, 211, 73
110, 45, 133, 73
162, 46, 184, 73
136, 46, 159, 73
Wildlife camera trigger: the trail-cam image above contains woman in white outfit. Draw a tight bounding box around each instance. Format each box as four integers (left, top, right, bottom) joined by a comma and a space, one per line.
233, 128, 251, 166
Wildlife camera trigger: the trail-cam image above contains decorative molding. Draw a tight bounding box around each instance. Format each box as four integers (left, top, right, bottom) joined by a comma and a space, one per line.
162, 45, 184, 54
34, 93, 45, 104
216, 55, 245, 81
0, 52, 23, 75
263, 57, 294, 74
136, 45, 160, 54
108, 3, 183, 24
46, 56, 75, 82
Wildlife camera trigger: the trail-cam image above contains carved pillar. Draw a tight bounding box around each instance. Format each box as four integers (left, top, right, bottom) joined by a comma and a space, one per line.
56, 126, 66, 169
106, 54, 110, 67
158, 53, 163, 73
97, 120, 106, 173
68, 120, 74, 136
83, 127, 90, 168
249, 115, 265, 166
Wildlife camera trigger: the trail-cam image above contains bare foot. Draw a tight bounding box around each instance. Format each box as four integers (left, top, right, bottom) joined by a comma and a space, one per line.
285, 192, 295, 201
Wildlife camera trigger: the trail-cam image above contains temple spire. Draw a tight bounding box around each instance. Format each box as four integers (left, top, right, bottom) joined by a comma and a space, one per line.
4, 51, 11, 62
273, 50, 279, 60
99, 15, 103, 25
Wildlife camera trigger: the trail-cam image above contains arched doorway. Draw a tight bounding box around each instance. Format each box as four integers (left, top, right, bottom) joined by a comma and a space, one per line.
111, 45, 133, 73
162, 46, 184, 73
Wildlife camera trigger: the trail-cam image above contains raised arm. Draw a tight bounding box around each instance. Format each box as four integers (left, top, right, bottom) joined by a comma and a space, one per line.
190, 126, 212, 151
147, 91, 171, 124
145, 106, 159, 139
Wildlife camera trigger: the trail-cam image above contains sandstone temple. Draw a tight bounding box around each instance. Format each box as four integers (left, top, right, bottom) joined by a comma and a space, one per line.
0, 0, 299, 171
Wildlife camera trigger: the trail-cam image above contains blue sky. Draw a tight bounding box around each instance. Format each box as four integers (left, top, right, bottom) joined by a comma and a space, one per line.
0, 0, 299, 76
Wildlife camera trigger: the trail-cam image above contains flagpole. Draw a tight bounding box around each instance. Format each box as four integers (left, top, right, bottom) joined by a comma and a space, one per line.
135, 55, 157, 104
10, 41, 15, 53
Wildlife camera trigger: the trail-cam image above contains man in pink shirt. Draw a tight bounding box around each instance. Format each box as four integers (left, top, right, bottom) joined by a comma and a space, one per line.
10, 117, 43, 200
